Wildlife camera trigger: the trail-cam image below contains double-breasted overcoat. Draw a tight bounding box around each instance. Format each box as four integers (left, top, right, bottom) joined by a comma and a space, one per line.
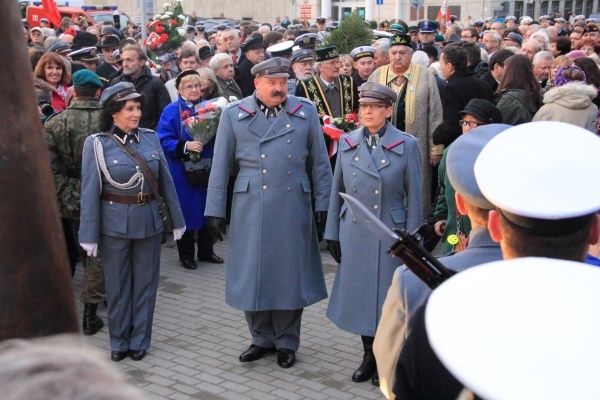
324, 122, 423, 337
204, 94, 333, 311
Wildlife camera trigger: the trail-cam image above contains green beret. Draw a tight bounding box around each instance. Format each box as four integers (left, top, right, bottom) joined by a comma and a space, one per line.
72, 69, 103, 89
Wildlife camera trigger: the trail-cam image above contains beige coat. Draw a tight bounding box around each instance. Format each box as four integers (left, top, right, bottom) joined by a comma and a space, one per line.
533, 82, 598, 132
368, 63, 443, 216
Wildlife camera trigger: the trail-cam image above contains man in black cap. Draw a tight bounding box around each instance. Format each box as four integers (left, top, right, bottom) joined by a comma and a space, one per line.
235, 34, 267, 97
205, 57, 333, 370
198, 45, 214, 68
295, 46, 359, 167
96, 32, 122, 87
44, 69, 107, 337
432, 45, 494, 148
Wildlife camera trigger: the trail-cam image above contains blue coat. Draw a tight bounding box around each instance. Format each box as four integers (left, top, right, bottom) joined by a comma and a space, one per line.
204, 94, 333, 311
156, 97, 215, 230
79, 128, 185, 242
324, 122, 423, 337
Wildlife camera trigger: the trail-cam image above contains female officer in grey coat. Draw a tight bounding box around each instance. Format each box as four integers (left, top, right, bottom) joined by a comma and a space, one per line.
324, 82, 423, 386
79, 82, 185, 362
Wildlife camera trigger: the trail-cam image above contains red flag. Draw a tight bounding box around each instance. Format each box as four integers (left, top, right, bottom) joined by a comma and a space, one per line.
41, 0, 62, 27
436, 0, 451, 30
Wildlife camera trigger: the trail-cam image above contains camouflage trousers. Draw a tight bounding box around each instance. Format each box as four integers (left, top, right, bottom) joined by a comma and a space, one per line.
68, 219, 106, 304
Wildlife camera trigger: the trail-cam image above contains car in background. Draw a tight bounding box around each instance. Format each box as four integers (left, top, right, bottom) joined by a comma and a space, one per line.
26, 4, 131, 29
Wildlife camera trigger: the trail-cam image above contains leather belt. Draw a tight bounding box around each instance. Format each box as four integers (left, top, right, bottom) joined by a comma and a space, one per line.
101, 191, 155, 205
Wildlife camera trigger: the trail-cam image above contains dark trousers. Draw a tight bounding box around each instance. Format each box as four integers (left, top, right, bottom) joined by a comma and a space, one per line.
244, 309, 303, 351
176, 225, 214, 261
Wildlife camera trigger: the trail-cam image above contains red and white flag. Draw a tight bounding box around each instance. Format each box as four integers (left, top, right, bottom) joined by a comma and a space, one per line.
436, 0, 451, 29
41, 0, 62, 27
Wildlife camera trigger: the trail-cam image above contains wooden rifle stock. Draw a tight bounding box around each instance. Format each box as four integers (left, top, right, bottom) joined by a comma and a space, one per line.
388, 224, 456, 289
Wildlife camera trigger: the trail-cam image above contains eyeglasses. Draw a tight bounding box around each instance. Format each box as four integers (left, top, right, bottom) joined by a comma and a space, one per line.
182, 83, 201, 91
459, 119, 485, 128
461, 35, 473, 39
359, 103, 389, 111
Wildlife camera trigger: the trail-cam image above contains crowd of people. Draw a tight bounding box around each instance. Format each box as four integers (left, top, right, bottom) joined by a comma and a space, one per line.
26, 7, 600, 399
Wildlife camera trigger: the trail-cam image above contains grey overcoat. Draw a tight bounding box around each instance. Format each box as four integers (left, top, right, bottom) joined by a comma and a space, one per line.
324, 123, 423, 337
204, 94, 333, 311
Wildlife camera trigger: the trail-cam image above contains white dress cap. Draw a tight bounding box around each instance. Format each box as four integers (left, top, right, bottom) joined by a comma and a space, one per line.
474, 121, 600, 220
426, 257, 600, 400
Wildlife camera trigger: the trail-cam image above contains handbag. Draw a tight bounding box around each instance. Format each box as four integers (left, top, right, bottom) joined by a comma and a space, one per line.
183, 157, 212, 186
179, 103, 213, 186
107, 133, 174, 233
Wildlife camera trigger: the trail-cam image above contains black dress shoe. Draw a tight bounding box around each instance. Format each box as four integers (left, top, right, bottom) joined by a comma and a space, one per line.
198, 252, 224, 264
130, 350, 147, 361
277, 349, 296, 368
111, 351, 128, 362
371, 371, 380, 386
352, 349, 377, 382
181, 259, 197, 270
239, 344, 276, 362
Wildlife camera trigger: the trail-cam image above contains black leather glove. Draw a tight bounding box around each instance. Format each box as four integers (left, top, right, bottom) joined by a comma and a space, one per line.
327, 240, 342, 264
314, 211, 327, 235
207, 217, 226, 241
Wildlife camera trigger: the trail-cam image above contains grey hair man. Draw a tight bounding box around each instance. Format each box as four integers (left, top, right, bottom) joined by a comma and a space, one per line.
482, 30, 502, 57
532, 50, 554, 88
210, 52, 243, 100
521, 38, 541, 61
373, 38, 390, 68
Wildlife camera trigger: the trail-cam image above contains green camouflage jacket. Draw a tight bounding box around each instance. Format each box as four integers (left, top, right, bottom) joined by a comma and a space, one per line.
45, 98, 102, 220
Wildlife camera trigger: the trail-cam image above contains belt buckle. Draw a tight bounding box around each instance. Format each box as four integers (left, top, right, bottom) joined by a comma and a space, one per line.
137, 192, 145, 205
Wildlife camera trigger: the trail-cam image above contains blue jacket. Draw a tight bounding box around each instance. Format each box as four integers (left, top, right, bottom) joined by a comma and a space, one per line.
156, 97, 215, 230
79, 128, 185, 242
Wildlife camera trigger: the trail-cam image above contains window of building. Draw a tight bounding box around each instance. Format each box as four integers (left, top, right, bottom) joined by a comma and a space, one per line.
541, 1, 549, 15
514, 1, 524, 19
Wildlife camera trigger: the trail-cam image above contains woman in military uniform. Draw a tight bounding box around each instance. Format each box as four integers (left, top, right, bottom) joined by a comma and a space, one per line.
79, 82, 185, 362
324, 82, 423, 386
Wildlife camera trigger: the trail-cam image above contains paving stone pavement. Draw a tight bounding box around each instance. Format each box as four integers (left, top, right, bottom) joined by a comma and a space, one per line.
73, 233, 384, 400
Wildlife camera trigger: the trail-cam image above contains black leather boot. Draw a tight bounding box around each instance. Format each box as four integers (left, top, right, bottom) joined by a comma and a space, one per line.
352, 336, 377, 382
82, 303, 104, 335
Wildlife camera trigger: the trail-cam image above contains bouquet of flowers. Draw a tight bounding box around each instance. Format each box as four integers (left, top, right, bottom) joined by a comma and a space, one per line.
145, 1, 187, 64
322, 112, 360, 158
182, 97, 230, 161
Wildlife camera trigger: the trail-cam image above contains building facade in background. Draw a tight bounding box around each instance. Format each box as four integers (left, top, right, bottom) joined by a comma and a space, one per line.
90, 0, 600, 28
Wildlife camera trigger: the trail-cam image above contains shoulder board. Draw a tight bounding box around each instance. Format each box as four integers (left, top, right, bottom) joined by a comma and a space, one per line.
99, 76, 109, 83
343, 135, 358, 149
296, 97, 314, 105
226, 99, 242, 109
385, 138, 405, 150
138, 127, 155, 134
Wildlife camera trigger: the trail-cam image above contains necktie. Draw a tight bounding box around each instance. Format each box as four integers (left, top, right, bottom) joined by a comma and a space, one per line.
366, 134, 380, 149
232, 54, 238, 64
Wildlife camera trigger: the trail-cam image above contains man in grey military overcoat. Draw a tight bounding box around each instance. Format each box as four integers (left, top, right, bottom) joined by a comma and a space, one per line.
205, 58, 333, 369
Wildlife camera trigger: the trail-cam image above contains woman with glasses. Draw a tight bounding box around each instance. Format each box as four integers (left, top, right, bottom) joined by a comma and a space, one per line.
434, 99, 503, 256
324, 82, 423, 387
156, 70, 224, 270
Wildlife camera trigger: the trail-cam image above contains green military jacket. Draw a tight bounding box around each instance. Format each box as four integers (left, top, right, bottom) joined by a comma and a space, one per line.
45, 98, 102, 220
